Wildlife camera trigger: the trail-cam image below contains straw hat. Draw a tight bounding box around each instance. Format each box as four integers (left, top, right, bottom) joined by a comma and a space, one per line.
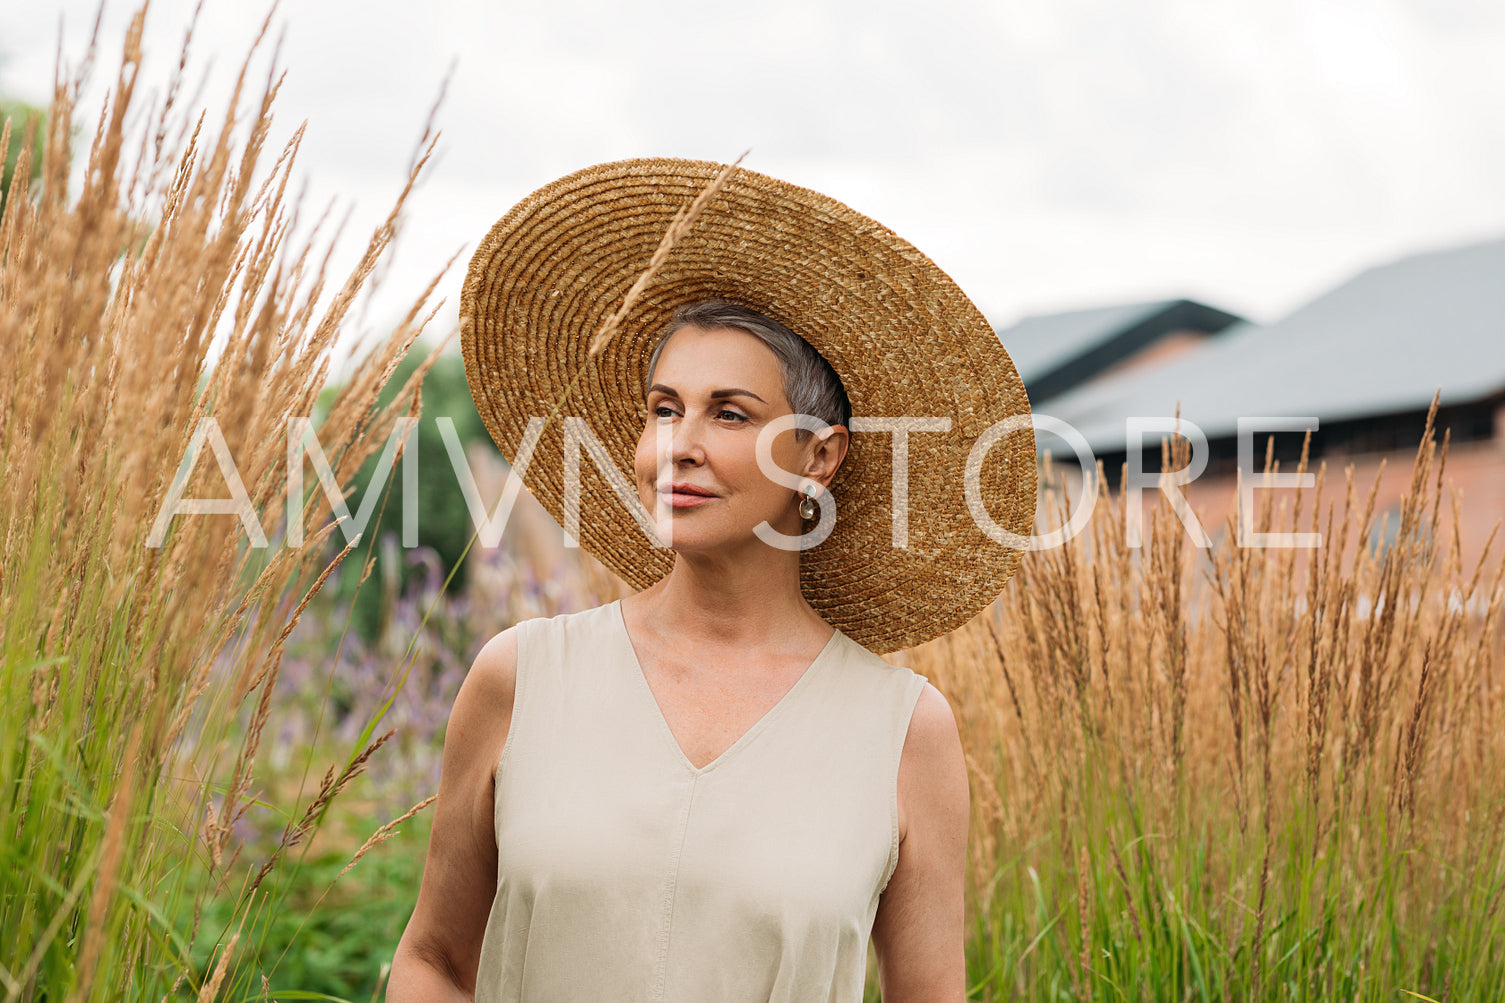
460, 157, 1035, 654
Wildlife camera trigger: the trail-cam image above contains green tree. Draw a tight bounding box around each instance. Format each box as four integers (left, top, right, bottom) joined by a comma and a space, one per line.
1, 94, 45, 218
314, 346, 501, 641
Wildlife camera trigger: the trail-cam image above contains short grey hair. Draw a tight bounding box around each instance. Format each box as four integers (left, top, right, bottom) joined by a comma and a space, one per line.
644, 300, 852, 439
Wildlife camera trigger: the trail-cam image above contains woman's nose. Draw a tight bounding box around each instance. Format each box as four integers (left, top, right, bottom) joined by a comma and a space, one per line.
670, 415, 706, 465
653, 409, 704, 463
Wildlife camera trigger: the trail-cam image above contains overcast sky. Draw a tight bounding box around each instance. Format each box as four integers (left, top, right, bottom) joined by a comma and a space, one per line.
5, 0, 1505, 368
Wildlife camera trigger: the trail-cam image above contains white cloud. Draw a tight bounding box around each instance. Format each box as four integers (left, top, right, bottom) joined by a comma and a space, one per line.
4, 0, 1504, 351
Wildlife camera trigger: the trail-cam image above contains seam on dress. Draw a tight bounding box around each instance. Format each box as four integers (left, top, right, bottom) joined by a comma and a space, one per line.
492, 617, 532, 838
495, 616, 530, 779
483, 616, 534, 1002
878, 670, 926, 895
652, 775, 699, 1001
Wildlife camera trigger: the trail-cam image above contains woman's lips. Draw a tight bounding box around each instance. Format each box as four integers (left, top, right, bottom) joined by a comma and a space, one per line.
666, 493, 714, 509
659, 483, 717, 508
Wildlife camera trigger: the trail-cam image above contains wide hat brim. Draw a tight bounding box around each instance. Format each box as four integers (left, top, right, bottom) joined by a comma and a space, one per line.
460, 157, 1036, 654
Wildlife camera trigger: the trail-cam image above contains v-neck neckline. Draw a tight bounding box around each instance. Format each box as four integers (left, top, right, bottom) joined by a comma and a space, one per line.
612, 599, 842, 777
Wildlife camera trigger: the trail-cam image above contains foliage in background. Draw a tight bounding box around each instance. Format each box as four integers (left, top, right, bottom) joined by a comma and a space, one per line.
184, 804, 430, 1003
0, 6, 451, 998
1, 93, 45, 219
314, 350, 500, 644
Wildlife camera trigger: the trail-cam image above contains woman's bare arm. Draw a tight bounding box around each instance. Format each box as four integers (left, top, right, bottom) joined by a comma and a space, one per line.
388, 627, 518, 1002
870, 681, 971, 1002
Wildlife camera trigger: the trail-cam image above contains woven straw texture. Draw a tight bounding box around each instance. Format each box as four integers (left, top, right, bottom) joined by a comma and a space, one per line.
460, 157, 1035, 654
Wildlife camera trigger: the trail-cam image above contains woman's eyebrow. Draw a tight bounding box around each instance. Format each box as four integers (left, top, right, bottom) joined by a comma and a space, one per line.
710, 388, 767, 404
647, 384, 767, 404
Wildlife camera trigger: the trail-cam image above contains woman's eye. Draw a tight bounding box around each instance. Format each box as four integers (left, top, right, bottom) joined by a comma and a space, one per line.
718, 409, 749, 422
652, 405, 679, 418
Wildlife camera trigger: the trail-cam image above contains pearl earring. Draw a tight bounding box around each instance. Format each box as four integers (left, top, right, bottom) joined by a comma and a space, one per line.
798, 482, 819, 521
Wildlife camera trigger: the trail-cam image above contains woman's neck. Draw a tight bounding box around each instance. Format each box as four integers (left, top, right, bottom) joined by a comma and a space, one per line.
625, 541, 830, 652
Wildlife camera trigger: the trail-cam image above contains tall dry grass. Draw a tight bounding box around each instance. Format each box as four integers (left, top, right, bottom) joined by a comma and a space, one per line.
907, 409, 1505, 1000
1, 6, 450, 998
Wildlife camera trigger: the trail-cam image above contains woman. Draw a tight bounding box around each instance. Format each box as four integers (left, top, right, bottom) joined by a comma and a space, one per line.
389, 159, 1035, 1002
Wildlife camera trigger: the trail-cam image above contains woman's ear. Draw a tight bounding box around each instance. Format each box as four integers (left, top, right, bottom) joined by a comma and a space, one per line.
805, 424, 850, 487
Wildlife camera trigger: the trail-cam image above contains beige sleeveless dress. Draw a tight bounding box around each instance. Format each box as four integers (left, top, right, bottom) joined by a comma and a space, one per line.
473, 599, 929, 1003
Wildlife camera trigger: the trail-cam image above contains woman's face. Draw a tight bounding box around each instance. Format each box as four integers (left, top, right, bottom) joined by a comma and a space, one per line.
633, 324, 835, 555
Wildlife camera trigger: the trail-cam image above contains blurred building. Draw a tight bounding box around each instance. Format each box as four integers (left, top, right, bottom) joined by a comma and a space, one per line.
999, 298, 1244, 403
1007, 236, 1505, 570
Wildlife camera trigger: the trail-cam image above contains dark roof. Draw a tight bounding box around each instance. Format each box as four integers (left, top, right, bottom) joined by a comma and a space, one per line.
1043, 236, 1505, 452
996, 299, 1243, 403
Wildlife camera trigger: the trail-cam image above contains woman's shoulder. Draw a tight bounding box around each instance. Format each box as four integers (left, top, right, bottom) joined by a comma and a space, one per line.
509, 599, 621, 645
457, 624, 522, 720
829, 628, 929, 687
471, 601, 623, 678
537, 598, 624, 626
